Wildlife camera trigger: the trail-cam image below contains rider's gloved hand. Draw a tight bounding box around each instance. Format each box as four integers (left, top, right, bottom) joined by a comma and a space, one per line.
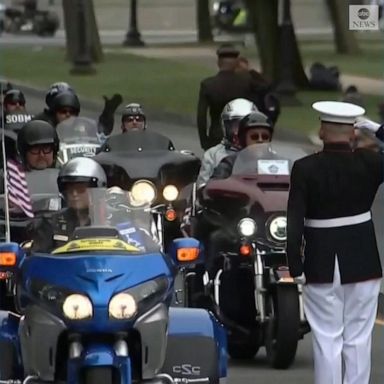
103, 94, 123, 115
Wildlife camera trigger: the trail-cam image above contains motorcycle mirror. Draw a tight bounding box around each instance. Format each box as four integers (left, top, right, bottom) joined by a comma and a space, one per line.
168, 237, 204, 266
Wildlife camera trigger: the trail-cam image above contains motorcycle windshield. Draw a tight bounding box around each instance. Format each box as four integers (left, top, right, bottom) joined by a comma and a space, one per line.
232, 143, 308, 176
51, 187, 161, 255
0, 168, 61, 218
57, 117, 101, 164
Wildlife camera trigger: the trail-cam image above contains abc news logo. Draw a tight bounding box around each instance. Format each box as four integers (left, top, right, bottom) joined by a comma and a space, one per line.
349, 5, 379, 30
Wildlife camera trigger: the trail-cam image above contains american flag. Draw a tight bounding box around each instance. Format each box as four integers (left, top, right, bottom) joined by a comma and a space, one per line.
6, 159, 34, 218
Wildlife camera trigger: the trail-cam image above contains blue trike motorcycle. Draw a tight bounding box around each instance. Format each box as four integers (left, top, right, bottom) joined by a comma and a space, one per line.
0, 187, 227, 384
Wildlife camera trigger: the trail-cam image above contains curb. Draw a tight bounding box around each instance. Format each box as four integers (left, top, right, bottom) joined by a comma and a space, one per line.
2, 78, 314, 146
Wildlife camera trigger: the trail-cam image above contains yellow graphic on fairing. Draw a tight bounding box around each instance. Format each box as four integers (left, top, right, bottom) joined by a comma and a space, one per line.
52, 238, 140, 254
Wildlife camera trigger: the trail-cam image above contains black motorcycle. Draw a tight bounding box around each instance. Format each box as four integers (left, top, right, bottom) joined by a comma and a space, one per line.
2, 3, 59, 36
93, 130, 201, 249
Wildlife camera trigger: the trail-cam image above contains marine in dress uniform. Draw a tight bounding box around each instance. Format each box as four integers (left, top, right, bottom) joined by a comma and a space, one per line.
287, 101, 383, 384
196, 44, 265, 150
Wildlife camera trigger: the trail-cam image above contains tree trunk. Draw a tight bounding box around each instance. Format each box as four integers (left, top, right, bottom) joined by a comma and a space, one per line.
62, 0, 103, 63
245, 0, 308, 88
325, 0, 360, 54
245, 0, 279, 83
84, 0, 104, 62
62, 0, 78, 62
196, 0, 213, 42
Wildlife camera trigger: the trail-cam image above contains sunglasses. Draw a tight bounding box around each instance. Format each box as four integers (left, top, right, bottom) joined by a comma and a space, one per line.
28, 145, 54, 155
57, 108, 76, 115
126, 115, 145, 122
249, 133, 271, 141
6, 101, 25, 107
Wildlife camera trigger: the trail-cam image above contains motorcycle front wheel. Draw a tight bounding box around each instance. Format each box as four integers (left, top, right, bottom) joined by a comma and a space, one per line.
265, 285, 300, 369
83, 367, 114, 384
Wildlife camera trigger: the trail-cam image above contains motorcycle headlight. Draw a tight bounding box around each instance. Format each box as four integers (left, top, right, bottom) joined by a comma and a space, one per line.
213, 2, 219, 12
268, 216, 287, 242
238, 218, 257, 237
62, 294, 93, 320
109, 293, 137, 319
163, 185, 179, 202
110, 276, 169, 319
131, 180, 156, 204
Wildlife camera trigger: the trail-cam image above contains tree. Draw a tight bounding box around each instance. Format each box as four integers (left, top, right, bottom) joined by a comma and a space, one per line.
325, 0, 360, 54
244, 0, 308, 89
62, 0, 103, 64
196, 0, 213, 42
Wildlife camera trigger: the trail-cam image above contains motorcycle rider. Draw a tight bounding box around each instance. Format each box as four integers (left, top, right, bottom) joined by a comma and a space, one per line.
196, 98, 258, 188
2, 89, 33, 132
34, 82, 123, 137
121, 103, 147, 132
211, 110, 273, 179
26, 157, 108, 253
17, 120, 59, 171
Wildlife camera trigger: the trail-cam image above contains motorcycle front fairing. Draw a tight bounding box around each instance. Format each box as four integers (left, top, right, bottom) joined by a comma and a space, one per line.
17, 251, 174, 382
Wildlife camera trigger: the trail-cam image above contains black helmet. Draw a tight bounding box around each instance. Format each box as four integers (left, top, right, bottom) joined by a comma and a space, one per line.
45, 82, 74, 109
238, 111, 273, 148
17, 120, 59, 165
51, 91, 80, 114
4, 89, 26, 106
121, 103, 146, 127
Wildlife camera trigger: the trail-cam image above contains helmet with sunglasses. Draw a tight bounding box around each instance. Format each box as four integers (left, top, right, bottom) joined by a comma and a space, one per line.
46, 82, 75, 109
121, 103, 147, 129
237, 111, 273, 148
3, 89, 26, 107
57, 157, 107, 194
221, 98, 258, 147
17, 120, 59, 166
51, 91, 81, 115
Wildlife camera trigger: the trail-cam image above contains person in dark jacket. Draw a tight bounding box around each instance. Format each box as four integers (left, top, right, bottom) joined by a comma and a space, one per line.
287, 101, 384, 384
196, 44, 266, 150
211, 110, 273, 179
33, 82, 122, 136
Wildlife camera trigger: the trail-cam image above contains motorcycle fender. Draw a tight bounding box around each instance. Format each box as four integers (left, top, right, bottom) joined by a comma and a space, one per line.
18, 305, 66, 381
68, 344, 132, 384
162, 307, 227, 383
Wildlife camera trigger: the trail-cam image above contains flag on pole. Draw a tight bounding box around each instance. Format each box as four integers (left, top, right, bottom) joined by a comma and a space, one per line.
6, 159, 34, 218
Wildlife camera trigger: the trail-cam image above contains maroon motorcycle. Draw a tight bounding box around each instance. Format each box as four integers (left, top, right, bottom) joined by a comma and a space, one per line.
188, 143, 310, 369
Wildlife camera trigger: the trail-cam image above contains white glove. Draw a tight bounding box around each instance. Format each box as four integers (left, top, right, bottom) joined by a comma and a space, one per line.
354, 117, 381, 133
293, 273, 306, 285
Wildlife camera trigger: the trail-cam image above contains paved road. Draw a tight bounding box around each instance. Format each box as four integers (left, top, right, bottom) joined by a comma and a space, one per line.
18, 86, 384, 383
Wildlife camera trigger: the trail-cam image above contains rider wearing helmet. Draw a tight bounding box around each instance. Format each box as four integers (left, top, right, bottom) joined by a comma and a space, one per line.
196, 98, 258, 188
27, 157, 107, 253
51, 91, 81, 124
17, 120, 60, 171
2, 89, 34, 132
121, 103, 147, 132
34, 81, 123, 137
3, 89, 27, 113
211, 110, 273, 180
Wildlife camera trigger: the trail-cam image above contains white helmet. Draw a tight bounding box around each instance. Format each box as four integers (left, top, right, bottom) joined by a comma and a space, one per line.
221, 98, 258, 146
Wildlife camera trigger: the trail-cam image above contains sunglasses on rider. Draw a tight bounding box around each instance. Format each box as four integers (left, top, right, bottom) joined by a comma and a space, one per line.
28, 145, 54, 155
249, 132, 271, 141
126, 115, 145, 123
57, 108, 77, 115
6, 100, 25, 107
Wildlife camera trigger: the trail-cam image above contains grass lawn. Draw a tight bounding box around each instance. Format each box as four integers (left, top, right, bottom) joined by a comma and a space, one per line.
1, 44, 382, 135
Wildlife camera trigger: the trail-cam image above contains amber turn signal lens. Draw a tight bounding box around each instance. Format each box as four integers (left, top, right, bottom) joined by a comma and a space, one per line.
177, 247, 199, 262
239, 244, 252, 256
0, 252, 17, 266
165, 209, 177, 221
